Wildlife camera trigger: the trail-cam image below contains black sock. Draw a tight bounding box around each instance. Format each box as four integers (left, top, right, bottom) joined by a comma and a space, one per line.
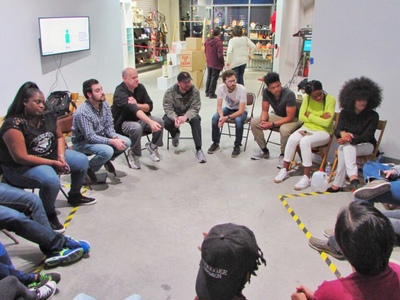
262, 148, 269, 153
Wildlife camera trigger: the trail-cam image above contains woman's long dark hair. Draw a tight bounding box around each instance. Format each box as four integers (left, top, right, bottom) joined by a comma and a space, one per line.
5, 82, 42, 118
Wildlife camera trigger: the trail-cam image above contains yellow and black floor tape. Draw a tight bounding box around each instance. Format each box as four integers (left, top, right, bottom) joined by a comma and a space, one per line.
34, 188, 84, 273
279, 193, 343, 279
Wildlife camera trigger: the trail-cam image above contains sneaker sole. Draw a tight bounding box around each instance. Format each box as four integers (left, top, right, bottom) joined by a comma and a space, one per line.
53, 227, 65, 234
294, 184, 310, 191
207, 147, 220, 154
251, 156, 269, 160
353, 182, 391, 200
68, 199, 97, 207
274, 175, 289, 183
45, 248, 83, 268
308, 240, 344, 260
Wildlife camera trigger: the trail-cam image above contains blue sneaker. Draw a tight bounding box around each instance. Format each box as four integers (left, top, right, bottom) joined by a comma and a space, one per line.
45, 248, 83, 268
65, 236, 91, 254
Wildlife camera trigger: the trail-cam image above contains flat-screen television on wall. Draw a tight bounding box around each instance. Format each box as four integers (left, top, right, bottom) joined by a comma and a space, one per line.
39, 16, 90, 56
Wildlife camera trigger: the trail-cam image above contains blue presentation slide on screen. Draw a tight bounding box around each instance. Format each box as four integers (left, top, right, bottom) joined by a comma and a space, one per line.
40, 17, 89, 55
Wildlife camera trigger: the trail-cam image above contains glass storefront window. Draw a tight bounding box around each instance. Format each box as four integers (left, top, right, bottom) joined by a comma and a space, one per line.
227, 7, 249, 29
250, 6, 273, 25
251, 0, 274, 4
214, 0, 249, 4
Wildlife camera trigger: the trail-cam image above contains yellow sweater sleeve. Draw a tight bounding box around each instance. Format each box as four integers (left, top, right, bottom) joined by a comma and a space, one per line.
300, 94, 336, 133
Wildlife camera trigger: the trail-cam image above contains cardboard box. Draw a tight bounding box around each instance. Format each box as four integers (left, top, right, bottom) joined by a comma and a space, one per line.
185, 37, 203, 50
171, 41, 186, 54
180, 50, 206, 71
189, 70, 204, 89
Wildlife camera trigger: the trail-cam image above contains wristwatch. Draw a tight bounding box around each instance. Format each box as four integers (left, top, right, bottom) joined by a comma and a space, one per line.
227, 115, 231, 121
272, 122, 276, 128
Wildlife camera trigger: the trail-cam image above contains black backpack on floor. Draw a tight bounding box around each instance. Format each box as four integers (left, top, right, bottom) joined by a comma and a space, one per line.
45, 91, 76, 118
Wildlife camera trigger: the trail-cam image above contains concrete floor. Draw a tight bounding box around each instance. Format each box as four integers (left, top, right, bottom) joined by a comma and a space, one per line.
4, 69, 400, 299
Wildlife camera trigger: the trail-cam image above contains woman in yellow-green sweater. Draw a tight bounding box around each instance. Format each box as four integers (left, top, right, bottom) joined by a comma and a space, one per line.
274, 80, 336, 190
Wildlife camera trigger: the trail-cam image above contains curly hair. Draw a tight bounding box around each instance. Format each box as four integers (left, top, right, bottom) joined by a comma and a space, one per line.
338, 77, 382, 111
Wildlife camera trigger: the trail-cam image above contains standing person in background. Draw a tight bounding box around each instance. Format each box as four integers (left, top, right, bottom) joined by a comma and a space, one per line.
204, 27, 224, 99
226, 26, 255, 86
327, 77, 382, 192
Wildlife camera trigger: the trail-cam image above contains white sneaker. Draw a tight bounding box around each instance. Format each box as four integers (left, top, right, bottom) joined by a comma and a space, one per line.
251, 149, 269, 160
196, 149, 207, 163
294, 175, 311, 191
274, 168, 289, 183
127, 149, 141, 169
146, 143, 160, 162
172, 132, 180, 147
277, 154, 284, 169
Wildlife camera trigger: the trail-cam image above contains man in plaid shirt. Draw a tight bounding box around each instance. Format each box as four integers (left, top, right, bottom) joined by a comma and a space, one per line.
72, 79, 131, 184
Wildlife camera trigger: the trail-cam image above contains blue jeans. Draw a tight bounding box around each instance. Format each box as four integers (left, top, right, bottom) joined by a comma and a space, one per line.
358, 161, 400, 206
0, 183, 65, 254
73, 134, 131, 172
0, 241, 35, 285
2, 149, 89, 216
212, 107, 248, 147
232, 64, 246, 85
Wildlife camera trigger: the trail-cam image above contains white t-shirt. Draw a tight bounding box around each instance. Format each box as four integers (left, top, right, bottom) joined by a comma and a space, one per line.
216, 83, 247, 110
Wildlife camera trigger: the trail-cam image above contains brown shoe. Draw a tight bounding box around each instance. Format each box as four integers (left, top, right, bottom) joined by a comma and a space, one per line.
104, 160, 116, 175
308, 236, 345, 260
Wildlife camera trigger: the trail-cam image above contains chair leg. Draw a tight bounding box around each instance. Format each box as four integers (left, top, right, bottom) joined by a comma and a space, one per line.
124, 151, 132, 169
227, 123, 232, 137
329, 156, 339, 183
243, 125, 250, 152
2, 230, 19, 244
60, 187, 69, 200
265, 130, 273, 148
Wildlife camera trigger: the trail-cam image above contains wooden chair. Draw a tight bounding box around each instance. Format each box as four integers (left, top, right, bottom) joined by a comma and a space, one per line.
289, 112, 340, 171
219, 92, 256, 151
328, 119, 387, 182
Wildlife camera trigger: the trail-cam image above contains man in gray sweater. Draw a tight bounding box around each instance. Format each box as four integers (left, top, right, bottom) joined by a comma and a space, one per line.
163, 72, 206, 163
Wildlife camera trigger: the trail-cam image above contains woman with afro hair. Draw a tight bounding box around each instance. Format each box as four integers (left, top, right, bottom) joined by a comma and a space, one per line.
327, 77, 382, 192
274, 80, 336, 191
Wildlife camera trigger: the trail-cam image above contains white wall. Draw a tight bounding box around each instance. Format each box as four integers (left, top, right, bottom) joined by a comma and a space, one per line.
0, 0, 123, 116
310, 0, 400, 159
274, 0, 314, 85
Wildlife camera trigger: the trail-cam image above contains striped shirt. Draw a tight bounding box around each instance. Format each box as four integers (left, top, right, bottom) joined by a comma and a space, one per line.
72, 100, 117, 145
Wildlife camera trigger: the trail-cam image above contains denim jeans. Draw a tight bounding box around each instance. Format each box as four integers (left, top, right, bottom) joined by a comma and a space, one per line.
73, 133, 131, 172
212, 107, 248, 147
2, 149, 89, 216
0, 183, 65, 254
358, 161, 400, 206
0, 241, 35, 285
232, 64, 246, 85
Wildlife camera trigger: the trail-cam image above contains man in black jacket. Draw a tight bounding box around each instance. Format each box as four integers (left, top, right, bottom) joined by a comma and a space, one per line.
112, 68, 163, 169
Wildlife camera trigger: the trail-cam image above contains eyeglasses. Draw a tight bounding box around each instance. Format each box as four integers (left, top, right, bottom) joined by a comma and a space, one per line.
226, 79, 236, 83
